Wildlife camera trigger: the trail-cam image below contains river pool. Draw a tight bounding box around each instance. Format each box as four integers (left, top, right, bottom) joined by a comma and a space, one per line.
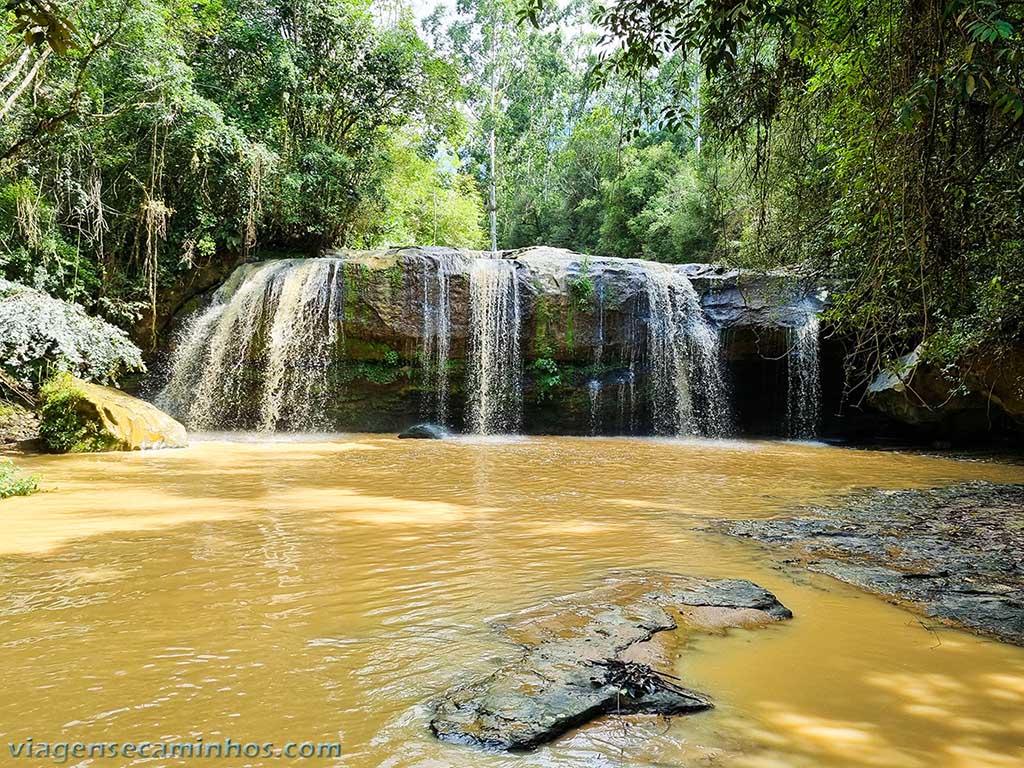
2, 436, 1023, 767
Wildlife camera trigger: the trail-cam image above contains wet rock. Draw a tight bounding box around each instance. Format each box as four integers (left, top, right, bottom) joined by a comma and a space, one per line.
866, 346, 987, 426
430, 571, 791, 750
720, 482, 1024, 645
398, 423, 447, 439
40, 373, 187, 452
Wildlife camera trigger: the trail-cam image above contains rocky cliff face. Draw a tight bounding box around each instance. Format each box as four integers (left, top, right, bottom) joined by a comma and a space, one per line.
152, 246, 825, 436
866, 343, 1024, 435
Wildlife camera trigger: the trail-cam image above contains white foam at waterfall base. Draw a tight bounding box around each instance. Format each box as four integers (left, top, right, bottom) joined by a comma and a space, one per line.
156, 259, 343, 431
467, 259, 522, 434
639, 265, 732, 437
787, 314, 822, 438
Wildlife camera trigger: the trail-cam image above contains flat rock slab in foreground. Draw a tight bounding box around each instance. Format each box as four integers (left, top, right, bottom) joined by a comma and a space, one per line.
722, 482, 1024, 645
430, 572, 791, 750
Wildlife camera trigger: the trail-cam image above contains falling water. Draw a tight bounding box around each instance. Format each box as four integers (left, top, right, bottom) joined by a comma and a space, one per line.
640, 266, 732, 437
467, 258, 522, 434
157, 259, 344, 431
787, 314, 822, 438
587, 379, 601, 435
420, 250, 459, 425
259, 260, 344, 431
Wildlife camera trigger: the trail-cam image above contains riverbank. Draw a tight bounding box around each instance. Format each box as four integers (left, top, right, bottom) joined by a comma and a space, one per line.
720, 482, 1024, 645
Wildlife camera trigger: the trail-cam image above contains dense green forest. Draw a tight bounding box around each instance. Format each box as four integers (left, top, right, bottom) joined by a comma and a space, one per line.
1, 0, 1022, 384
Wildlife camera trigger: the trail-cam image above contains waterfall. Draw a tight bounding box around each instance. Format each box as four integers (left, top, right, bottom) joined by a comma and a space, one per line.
420, 250, 458, 426
157, 259, 344, 431
259, 260, 343, 431
467, 258, 522, 434
640, 266, 732, 437
787, 314, 822, 438
587, 379, 601, 435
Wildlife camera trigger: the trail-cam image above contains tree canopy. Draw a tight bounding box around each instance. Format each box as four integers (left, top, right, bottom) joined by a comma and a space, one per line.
2, 0, 1021, 391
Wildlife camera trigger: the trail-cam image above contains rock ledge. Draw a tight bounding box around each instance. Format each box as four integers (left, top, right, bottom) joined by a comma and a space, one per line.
720, 482, 1024, 645
430, 571, 791, 750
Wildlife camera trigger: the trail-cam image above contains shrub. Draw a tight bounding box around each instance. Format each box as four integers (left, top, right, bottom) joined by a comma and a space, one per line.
0, 460, 39, 499
38, 373, 118, 454
0, 280, 145, 389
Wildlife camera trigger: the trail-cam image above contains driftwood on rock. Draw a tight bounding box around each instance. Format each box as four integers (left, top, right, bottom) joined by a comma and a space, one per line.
429, 571, 791, 750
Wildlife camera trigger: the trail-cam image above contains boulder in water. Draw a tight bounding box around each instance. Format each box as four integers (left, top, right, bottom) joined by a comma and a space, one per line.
39, 373, 187, 453
430, 571, 791, 750
398, 423, 447, 439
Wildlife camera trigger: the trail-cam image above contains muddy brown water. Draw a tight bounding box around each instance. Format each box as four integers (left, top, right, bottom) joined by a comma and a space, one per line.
2, 436, 1023, 767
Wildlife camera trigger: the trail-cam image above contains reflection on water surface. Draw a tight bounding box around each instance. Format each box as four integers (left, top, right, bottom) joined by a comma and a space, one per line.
1, 436, 1023, 767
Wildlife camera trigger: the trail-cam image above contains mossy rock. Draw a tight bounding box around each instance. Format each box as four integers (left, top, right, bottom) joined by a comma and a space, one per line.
39, 373, 187, 453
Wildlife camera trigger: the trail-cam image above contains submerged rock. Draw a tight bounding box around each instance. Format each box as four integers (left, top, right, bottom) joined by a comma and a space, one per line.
430, 571, 791, 750
39, 373, 187, 453
719, 482, 1024, 645
398, 423, 447, 439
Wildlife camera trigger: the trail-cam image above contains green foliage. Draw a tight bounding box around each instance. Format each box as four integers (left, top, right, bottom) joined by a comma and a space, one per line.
571, 0, 1024, 382
1, 0, 472, 337
353, 135, 485, 248
0, 459, 38, 499
529, 357, 561, 401
37, 373, 118, 453
337, 336, 404, 385
568, 256, 594, 312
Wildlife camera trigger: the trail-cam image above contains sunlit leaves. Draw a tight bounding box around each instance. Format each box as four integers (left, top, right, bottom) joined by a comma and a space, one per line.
5, 0, 78, 53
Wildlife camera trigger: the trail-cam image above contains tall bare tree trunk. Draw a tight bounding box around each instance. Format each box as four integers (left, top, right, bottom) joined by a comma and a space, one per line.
488, 22, 498, 253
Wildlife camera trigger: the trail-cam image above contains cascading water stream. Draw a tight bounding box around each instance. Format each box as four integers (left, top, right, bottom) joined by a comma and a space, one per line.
154, 250, 817, 438
639, 265, 732, 437
787, 314, 822, 438
259, 260, 343, 431
467, 258, 522, 434
587, 379, 601, 436
420, 250, 459, 426
157, 259, 344, 431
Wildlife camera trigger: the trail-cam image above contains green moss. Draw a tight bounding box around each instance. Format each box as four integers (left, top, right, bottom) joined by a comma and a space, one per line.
533, 293, 555, 358
384, 263, 403, 293
0, 459, 38, 499
37, 373, 118, 454
345, 338, 400, 362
